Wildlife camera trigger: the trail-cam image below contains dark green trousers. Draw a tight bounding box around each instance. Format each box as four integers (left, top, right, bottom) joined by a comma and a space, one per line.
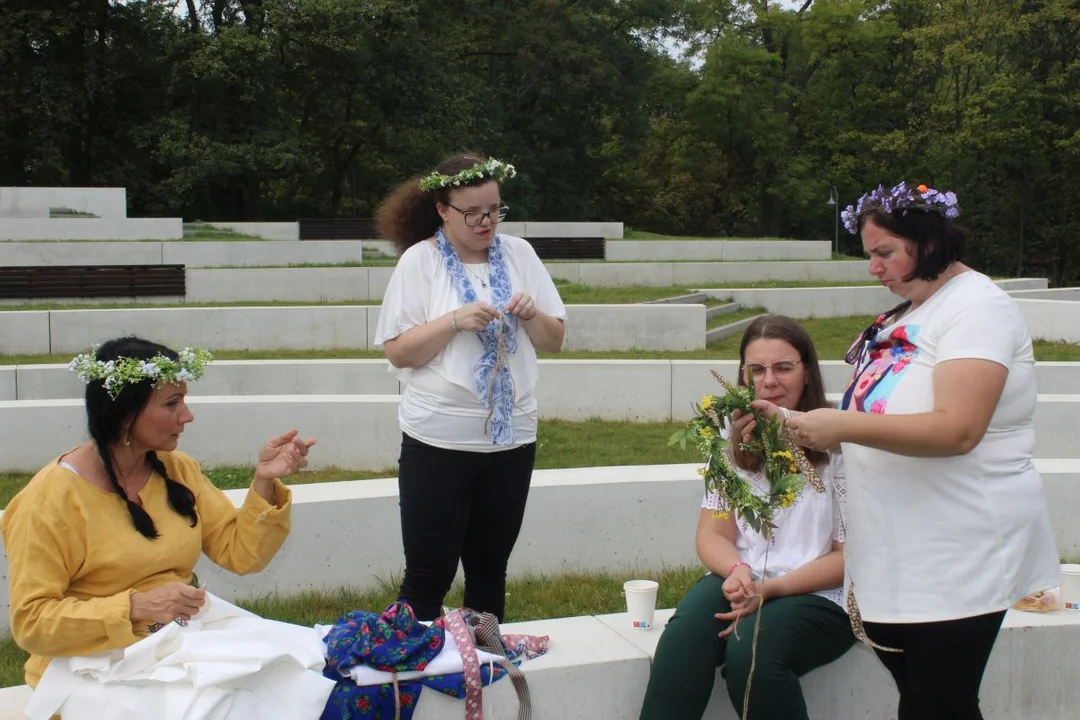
639, 573, 855, 720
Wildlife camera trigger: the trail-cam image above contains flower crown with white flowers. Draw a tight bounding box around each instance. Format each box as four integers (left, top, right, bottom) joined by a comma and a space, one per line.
842, 181, 960, 235
68, 346, 214, 399
418, 157, 517, 192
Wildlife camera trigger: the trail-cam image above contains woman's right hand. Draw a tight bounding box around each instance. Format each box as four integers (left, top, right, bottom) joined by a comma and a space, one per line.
453, 301, 501, 332
728, 410, 756, 467
722, 565, 754, 603
130, 582, 206, 625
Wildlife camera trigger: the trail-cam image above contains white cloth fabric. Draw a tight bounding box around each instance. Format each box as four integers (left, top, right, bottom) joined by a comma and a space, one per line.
374, 233, 567, 452
841, 270, 1059, 623
26, 593, 335, 720
313, 623, 505, 687
703, 432, 847, 606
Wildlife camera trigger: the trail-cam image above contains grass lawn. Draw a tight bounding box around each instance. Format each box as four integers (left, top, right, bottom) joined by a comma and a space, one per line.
706, 307, 768, 330
0, 565, 705, 688
0, 419, 692, 508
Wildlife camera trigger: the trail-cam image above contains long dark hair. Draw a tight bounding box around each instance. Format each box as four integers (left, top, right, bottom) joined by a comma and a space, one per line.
375, 152, 495, 256
736, 315, 830, 469
86, 337, 198, 539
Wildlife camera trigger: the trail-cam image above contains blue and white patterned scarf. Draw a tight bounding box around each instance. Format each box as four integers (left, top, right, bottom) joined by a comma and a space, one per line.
435, 228, 518, 445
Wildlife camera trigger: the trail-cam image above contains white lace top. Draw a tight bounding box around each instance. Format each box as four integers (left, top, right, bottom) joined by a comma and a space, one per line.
702, 442, 847, 607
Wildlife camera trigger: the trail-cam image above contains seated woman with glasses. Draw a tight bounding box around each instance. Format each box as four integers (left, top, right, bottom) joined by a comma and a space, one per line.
639, 315, 854, 720
373, 152, 566, 622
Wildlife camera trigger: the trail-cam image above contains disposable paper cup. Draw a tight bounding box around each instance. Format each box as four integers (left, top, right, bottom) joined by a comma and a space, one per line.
624, 580, 659, 631
1061, 564, 1080, 610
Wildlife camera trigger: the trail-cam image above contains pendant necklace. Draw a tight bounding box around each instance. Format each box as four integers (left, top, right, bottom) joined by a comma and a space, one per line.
464, 263, 489, 289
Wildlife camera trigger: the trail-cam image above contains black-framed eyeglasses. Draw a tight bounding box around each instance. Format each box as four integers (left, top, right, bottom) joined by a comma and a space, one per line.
743, 360, 802, 381
845, 300, 912, 366
447, 203, 509, 228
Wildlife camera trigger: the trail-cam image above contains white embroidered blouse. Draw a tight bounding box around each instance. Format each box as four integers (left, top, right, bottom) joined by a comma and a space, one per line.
702, 444, 847, 607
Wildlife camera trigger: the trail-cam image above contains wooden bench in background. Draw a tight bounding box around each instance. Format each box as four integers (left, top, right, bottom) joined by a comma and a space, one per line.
0, 265, 186, 299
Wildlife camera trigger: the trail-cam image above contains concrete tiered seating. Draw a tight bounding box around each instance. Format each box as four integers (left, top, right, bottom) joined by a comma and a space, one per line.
0, 607, 1077, 719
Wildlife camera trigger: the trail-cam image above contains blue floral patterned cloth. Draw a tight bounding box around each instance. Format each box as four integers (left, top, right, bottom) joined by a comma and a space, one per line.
320, 603, 511, 720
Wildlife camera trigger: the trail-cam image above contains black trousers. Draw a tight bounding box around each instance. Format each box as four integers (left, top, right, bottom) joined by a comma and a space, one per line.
865, 610, 1007, 720
396, 432, 536, 622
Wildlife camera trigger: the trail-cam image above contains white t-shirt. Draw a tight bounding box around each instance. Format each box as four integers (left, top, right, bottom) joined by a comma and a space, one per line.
373, 233, 567, 452
840, 270, 1059, 622
703, 436, 847, 607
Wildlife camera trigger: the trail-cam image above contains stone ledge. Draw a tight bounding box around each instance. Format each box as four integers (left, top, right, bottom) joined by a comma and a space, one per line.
1, 608, 1077, 719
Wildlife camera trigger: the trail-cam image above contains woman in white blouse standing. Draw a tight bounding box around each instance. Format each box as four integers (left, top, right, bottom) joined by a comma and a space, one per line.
373, 153, 566, 622
639, 316, 854, 720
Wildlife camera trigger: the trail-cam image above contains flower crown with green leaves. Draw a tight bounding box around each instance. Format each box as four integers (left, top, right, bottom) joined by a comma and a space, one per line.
842, 181, 960, 235
418, 157, 517, 192
68, 346, 214, 399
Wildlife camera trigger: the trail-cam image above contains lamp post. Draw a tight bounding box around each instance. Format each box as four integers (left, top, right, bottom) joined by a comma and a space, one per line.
825, 185, 839, 256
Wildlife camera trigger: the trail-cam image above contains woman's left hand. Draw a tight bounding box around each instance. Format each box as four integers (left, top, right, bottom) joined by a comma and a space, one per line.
505, 292, 538, 321
715, 584, 765, 639
254, 429, 316, 482
784, 408, 848, 451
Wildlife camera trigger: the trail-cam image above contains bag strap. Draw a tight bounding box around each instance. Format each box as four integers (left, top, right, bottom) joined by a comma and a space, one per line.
443, 609, 486, 720
470, 613, 533, 720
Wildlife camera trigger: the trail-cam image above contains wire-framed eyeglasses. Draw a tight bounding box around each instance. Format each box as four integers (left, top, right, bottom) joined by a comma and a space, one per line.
744, 360, 802, 381
447, 203, 509, 228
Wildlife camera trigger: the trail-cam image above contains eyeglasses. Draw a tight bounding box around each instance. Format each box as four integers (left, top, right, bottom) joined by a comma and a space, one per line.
844, 299, 912, 366
744, 360, 802, 380
447, 203, 509, 228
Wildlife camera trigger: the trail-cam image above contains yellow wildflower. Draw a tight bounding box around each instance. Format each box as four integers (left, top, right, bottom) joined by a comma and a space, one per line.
700, 426, 715, 441
713, 510, 731, 520
701, 395, 714, 411
697, 466, 707, 477
773, 450, 797, 474
778, 489, 797, 509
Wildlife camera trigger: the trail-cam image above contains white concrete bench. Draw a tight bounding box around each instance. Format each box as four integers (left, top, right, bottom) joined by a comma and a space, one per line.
702, 279, 1049, 319
0, 241, 366, 270
8, 358, 1080, 416
0, 303, 707, 355
604, 239, 832, 262
2, 463, 1077, 635
2, 392, 1079, 471
0, 607, 1076, 719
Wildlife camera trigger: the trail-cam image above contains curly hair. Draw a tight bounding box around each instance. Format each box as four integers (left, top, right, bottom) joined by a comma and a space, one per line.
375, 152, 498, 255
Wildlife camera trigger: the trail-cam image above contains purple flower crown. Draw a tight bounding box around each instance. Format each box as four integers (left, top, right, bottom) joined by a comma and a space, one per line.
841, 182, 960, 235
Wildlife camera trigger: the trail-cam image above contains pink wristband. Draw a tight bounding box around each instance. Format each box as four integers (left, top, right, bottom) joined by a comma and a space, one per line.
729, 562, 751, 577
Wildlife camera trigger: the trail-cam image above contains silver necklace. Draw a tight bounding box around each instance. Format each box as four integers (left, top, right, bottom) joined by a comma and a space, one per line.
464, 263, 489, 289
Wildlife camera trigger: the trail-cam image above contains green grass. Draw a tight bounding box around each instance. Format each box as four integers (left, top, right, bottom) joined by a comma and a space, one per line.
183, 225, 264, 241
0, 565, 704, 688
706, 307, 768, 330
3, 318, 1080, 366
0, 420, 691, 508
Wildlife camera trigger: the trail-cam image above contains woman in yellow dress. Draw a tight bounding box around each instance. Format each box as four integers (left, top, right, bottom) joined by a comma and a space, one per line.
2, 336, 316, 692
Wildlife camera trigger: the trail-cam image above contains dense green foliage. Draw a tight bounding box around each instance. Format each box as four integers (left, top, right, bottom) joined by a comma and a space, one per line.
1, 0, 1077, 279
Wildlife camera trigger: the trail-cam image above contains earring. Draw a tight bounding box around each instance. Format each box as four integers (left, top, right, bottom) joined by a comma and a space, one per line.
123, 432, 131, 447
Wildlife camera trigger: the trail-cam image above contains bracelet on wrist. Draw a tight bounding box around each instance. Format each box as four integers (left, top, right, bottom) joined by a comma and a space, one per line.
451, 310, 460, 332
780, 407, 791, 422
729, 561, 751, 577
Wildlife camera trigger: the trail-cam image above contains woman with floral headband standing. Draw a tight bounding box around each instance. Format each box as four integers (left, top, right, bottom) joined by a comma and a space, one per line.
754, 183, 1059, 720
373, 153, 566, 621
1, 336, 331, 715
